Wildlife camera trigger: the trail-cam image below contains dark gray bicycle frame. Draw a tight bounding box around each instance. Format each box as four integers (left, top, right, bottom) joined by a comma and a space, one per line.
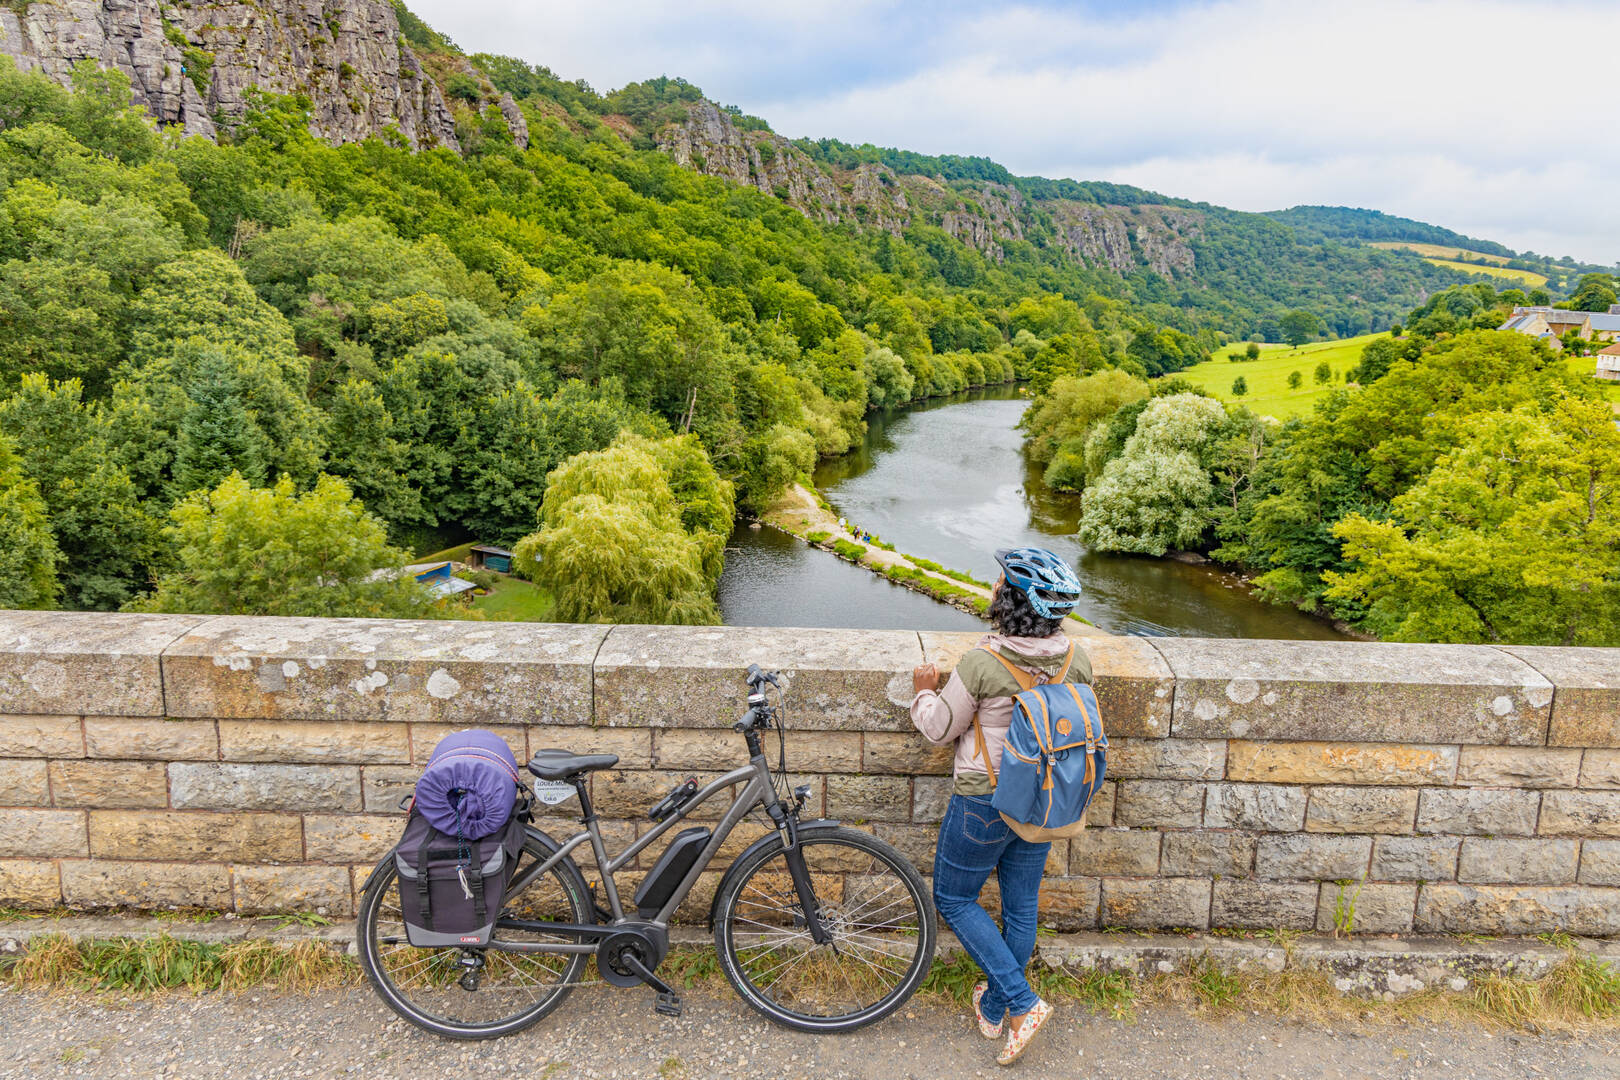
489, 752, 780, 954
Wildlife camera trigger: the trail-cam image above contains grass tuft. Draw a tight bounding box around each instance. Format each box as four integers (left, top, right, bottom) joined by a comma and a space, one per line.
4, 933, 358, 993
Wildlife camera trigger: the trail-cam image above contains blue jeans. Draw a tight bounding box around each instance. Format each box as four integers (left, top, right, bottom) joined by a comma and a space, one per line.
932, 793, 1050, 1020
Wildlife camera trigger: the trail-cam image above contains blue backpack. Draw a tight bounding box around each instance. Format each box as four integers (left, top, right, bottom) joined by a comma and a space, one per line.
970, 644, 1108, 842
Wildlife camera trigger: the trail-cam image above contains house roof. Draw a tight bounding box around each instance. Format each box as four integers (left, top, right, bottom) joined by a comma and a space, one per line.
1500, 315, 1539, 332
1587, 313, 1620, 332
469, 545, 515, 557
1599, 343, 1620, 356
425, 577, 479, 599
1543, 309, 1591, 324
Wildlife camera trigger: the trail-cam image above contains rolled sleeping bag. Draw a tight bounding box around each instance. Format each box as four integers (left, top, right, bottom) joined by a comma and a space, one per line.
414, 729, 520, 839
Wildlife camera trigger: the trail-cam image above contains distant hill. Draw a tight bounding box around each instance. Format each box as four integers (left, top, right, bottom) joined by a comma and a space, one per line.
1266, 206, 1514, 258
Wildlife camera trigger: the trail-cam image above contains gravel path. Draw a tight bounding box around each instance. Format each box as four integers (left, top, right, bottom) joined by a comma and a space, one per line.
2, 981, 1615, 1080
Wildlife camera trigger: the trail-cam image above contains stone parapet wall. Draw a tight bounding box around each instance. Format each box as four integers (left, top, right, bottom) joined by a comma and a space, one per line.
0, 611, 1617, 936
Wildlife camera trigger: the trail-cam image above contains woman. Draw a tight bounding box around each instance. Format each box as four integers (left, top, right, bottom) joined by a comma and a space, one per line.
910, 547, 1088, 1066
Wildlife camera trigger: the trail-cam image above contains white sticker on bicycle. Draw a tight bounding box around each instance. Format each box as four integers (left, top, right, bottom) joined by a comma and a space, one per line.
532, 780, 576, 805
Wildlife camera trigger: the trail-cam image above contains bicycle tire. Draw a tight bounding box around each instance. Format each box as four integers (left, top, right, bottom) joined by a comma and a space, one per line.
713, 824, 936, 1033
357, 829, 592, 1040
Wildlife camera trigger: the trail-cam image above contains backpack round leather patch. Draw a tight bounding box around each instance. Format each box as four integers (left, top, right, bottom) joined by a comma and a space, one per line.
1057, 717, 1072, 736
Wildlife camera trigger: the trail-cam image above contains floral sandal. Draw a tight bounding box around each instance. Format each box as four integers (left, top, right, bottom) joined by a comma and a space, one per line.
997, 998, 1053, 1066
972, 982, 1004, 1039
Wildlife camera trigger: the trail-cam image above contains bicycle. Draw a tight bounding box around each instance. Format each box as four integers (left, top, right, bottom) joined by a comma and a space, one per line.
357, 664, 938, 1040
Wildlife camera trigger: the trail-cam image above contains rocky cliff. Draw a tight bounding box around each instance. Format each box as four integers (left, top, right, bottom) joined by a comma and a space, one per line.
0, 0, 525, 151
655, 100, 1202, 279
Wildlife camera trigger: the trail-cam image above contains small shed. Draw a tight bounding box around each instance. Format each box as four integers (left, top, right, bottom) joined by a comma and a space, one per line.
397, 561, 479, 601
468, 545, 516, 573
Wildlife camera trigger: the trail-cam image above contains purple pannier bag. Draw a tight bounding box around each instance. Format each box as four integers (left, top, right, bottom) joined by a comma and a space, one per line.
413, 729, 521, 839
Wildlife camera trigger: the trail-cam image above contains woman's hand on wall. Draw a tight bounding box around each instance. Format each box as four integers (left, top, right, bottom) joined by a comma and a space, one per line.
912, 663, 942, 693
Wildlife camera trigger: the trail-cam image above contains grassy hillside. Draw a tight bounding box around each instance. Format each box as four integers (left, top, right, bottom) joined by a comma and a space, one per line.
1170, 333, 1388, 418
1368, 241, 1510, 264
1422, 258, 1547, 287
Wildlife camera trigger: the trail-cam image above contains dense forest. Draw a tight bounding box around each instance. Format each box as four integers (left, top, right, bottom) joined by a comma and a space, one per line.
0, 59, 1192, 623
1021, 280, 1620, 645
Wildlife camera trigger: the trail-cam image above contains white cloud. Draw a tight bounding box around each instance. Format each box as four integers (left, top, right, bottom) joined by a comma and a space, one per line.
409, 0, 1620, 264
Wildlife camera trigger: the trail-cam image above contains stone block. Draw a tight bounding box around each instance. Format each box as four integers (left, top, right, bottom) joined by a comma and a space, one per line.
1583, 750, 1620, 788
0, 808, 86, 857
303, 814, 405, 865
48, 761, 168, 808
1457, 838, 1579, 885
170, 763, 360, 813
233, 865, 352, 916
1501, 645, 1620, 747
1161, 830, 1256, 877
1226, 741, 1457, 786
591, 770, 732, 820
529, 818, 635, 868
1203, 783, 1306, 832
825, 775, 912, 822
161, 617, 605, 725
1038, 877, 1101, 930
1113, 780, 1203, 827
523, 727, 650, 770
0, 611, 204, 717
1305, 787, 1418, 835
1070, 828, 1161, 877
1074, 635, 1175, 738
1157, 638, 1551, 745
1211, 880, 1317, 929
1456, 746, 1581, 788
1416, 788, 1539, 836
1415, 883, 1620, 937
1371, 837, 1459, 882
61, 860, 231, 911
1315, 882, 1418, 934
412, 723, 529, 766
220, 720, 409, 764
1086, 781, 1116, 827
1101, 877, 1210, 930
873, 823, 941, 874
1580, 841, 1620, 886
652, 728, 769, 771
0, 759, 48, 806
600, 625, 920, 731
1255, 835, 1372, 881
0, 715, 83, 758
88, 810, 302, 862
912, 776, 953, 823
1108, 738, 1225, 780
1538, 791, 1620, 837
0, 860, 59, 907
861, 732, 952, 776
84, 718, 217, 761
361, 766, 418, 813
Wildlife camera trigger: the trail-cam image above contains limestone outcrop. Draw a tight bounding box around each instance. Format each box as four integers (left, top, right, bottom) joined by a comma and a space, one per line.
0, 0, 529, 151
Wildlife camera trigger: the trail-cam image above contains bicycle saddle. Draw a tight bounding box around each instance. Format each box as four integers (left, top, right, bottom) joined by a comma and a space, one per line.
527, 748, 619, 781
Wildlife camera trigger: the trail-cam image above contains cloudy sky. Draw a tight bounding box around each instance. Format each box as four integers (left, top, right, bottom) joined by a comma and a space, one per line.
409, 0, 1620, 266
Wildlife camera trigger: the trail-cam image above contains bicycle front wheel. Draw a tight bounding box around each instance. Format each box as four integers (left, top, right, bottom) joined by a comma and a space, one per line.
714, 825, 936, 1033
357, 829, 591, 1040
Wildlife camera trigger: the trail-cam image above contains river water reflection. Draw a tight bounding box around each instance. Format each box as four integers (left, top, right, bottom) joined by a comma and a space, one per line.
720, 387, 1343, 639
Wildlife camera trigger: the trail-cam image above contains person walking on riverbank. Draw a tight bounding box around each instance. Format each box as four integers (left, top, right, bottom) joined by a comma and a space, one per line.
909, 548, 1089, 1065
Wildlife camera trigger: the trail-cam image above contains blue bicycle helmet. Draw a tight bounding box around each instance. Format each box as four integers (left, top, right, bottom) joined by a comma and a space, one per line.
994, 547, 1083, 619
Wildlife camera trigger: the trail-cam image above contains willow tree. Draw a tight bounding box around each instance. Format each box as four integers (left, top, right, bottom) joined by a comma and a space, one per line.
514, 434, 730, 625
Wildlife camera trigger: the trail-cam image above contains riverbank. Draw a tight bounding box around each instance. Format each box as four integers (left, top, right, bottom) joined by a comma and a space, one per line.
760, 483, 1108, 636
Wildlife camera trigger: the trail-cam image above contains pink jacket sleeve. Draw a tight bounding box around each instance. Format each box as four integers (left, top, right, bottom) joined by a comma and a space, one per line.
909, 670, 977, 746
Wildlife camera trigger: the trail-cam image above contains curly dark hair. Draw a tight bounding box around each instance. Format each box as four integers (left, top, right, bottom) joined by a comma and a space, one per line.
988, 580, 1064, 638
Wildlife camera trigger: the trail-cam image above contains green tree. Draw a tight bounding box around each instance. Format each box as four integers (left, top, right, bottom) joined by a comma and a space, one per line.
1231, 375, 1248, 396
1566, 273, 1617, 313
1245, 342, 1261, 360
1326, 397, 1620, 644
1313, 361, 1332, 385
1280, 310, 1323, 347
513, 435, 723, 624
1286, 370, 1303, 390
170, 350, 271, 497
127, 473, 434, 617
0, 432, 61, 609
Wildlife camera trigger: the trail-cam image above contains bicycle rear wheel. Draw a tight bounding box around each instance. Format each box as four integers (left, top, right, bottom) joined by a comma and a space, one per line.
713, 825, 935, 1033
357, 830, 591, 1040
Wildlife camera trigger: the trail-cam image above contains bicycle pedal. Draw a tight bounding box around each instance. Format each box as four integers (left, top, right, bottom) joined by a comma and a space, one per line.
654, 992, 683, 1018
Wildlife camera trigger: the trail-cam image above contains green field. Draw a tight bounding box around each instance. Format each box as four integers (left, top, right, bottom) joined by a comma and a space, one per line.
1423, 258, 1547, 287
1368, 240, 1511, 265
1171, 333, 1387, 418
1563, 355, 1620, 403
471, 576, 555, 621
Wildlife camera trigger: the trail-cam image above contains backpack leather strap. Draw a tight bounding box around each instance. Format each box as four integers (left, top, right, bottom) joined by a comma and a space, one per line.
967, 641, 1076, 788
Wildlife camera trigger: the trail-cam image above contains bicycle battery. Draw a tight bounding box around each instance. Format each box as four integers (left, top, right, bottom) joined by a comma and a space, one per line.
634, 827, 711, 918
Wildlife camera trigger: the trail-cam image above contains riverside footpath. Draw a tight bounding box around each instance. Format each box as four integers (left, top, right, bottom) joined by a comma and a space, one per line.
2, 981, 1617, 1080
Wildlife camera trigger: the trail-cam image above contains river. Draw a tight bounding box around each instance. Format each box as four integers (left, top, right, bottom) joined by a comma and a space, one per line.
718, 387, 1345, 639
